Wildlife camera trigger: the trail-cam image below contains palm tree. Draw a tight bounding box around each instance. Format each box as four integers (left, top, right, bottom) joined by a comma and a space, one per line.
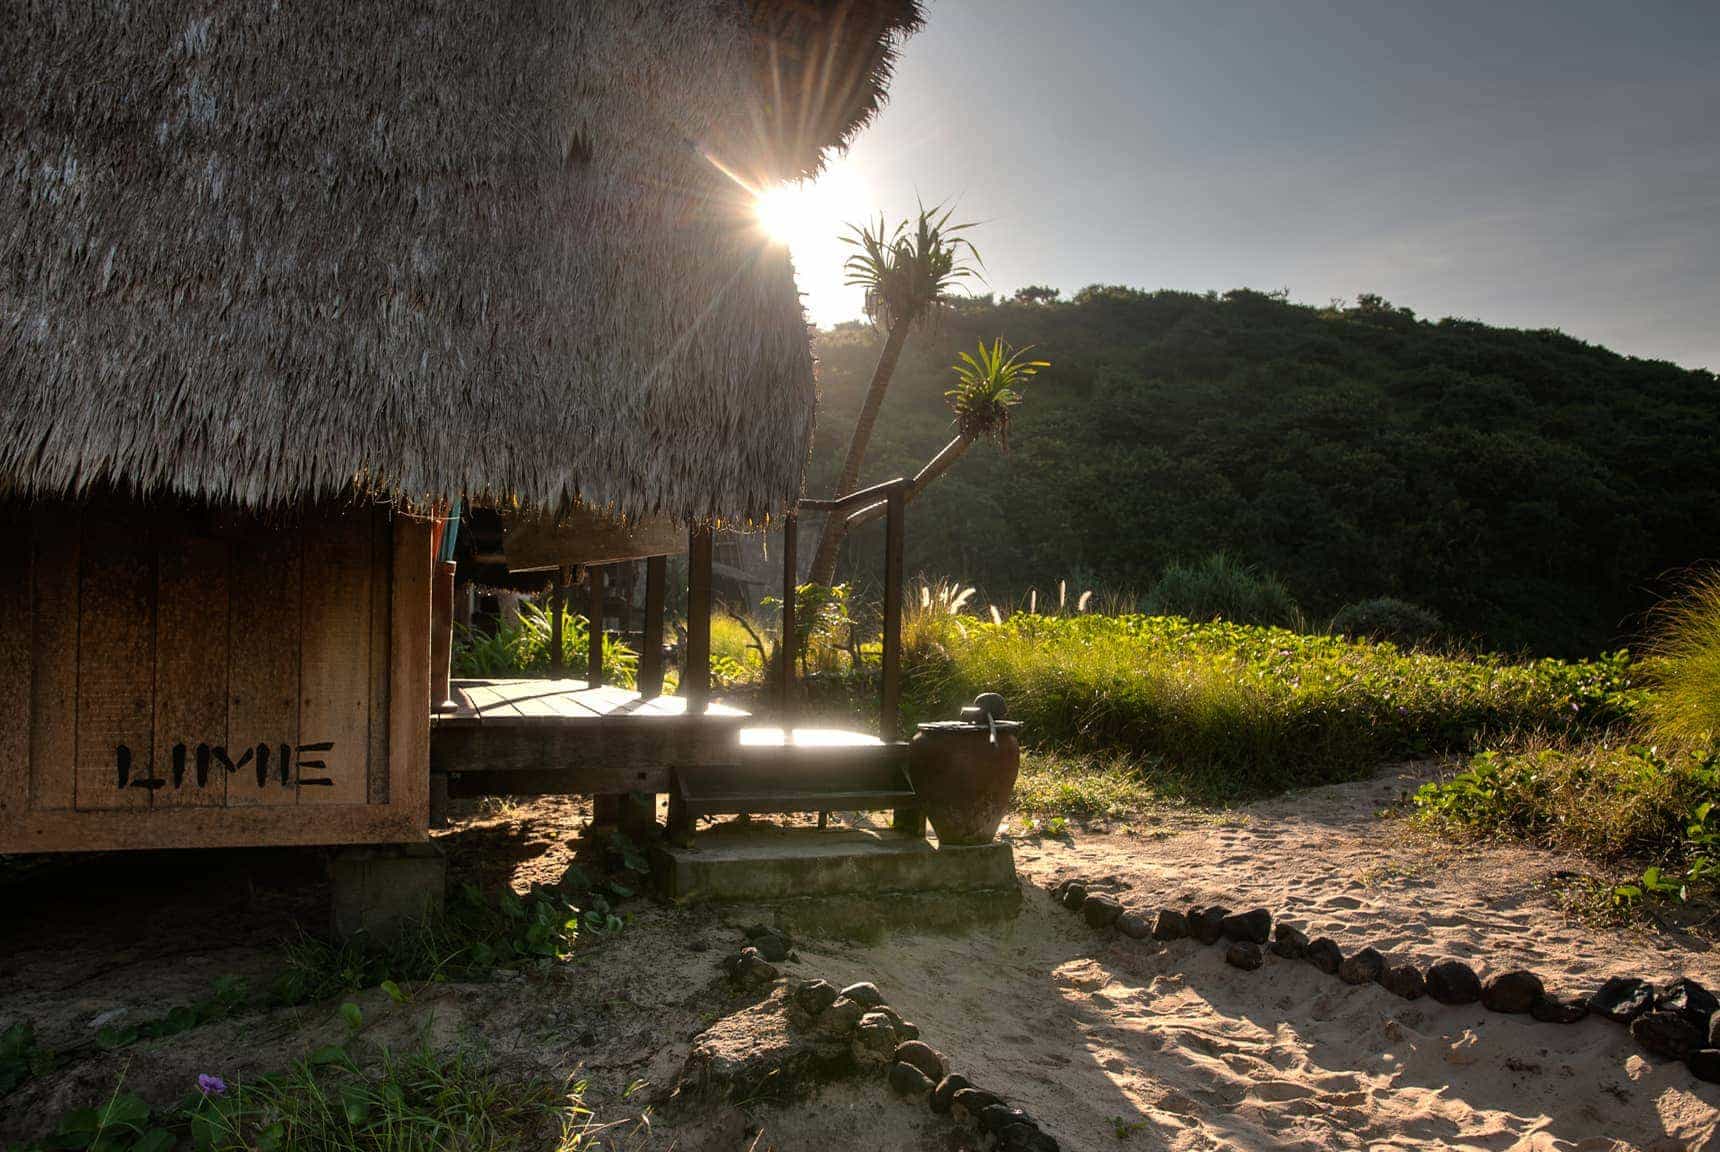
806, 203, 980, 585
842, 338, 1048, 531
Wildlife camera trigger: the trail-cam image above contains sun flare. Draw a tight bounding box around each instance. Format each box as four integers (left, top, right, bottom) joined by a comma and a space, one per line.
749, 158, 871, 325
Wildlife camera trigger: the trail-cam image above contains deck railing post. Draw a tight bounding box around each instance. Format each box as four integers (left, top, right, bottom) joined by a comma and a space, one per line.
779, 512, 797, 721
639, 555, 666, 697
586, 563, 605, 689
549, 564, 569, 678
881, 484, 905, 741
686, 525, 712, 713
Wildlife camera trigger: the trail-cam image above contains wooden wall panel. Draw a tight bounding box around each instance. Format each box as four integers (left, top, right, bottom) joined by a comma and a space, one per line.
27, 508, 79, 811
366, 509, 393, 805
297, 510, 374, 806
152, 519, 230, 808
387, 515, 432, 833
74, 508, 156, 811
226, 517, 303, 808
0, 507, 30, 829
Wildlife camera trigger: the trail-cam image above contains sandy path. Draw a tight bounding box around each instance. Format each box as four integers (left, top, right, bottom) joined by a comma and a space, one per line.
778, 764, 1720, 1152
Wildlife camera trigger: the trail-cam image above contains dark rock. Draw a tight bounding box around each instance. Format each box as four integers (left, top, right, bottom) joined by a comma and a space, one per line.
1481, 970, 1544, 1014
870, 1004, 919, 1040
979, 1105, 1034, 1135
1631, 1010, 1704, 1061
1383, 965, 1426, 1000
1221, 908, 1272, 945
1530, 994, 1589, 1024
1082, 893, 1124, 930
893, 1040, 947, 1082
999, 1123, 1060, 1152
1589, 976, 1654, 1023
1050, 879, 1075, 901
852, 1011, 899, 1066
1151, 909, 1188, 941
1656, 977, 1719, 1028
950, 1087, 1003, 1126
1225, 940, 1264, 971
1426, 958, 1483, 1005
887, 1060, 935, 1098
793, 979, 839, 1016
1271, 923, 1310, 959
1339, 947, 1386, 986
1307, 937, 1344, 975
930, 1073, 972, 1114
730, 947, 778, 986
1000, 1127, 1060, 1152
816, 996, 865, 1037
839, 981, 886, 1009
1190, 906, 1230, 945
1116, 911, 1152, 940
751, 930, 791, 963
1690, 1049, 1720, 1084
1060, 883, 1088, 910
1711, 1012, 1720, 1049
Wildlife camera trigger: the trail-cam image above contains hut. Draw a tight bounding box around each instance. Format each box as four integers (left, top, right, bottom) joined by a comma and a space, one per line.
0, 0, 924, 855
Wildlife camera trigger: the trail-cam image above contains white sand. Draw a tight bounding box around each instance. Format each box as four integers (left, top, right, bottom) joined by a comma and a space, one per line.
778, 764, 1720, 1151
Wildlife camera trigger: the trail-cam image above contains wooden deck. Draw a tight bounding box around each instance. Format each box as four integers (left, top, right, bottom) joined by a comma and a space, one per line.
430, 678, 751, 800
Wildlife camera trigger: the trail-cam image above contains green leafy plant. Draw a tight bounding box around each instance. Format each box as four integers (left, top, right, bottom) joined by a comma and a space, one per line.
453, 600, 636, 685
1, 1020, 53, 1096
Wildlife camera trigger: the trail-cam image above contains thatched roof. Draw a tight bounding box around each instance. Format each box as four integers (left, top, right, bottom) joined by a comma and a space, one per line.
0, 0, 922, 523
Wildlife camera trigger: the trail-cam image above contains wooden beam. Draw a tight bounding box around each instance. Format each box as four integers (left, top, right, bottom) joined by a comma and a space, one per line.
586, 564, 605, 689
549, 565, 568, 678
881, 487, 905, 741
502, 507, 683, 571
639, 556, 666, 697
685, 526, 712, 713
778, 514, 797, 719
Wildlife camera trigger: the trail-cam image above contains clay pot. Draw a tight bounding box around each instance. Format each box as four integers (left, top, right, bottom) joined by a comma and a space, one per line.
908, 721, 1021, 845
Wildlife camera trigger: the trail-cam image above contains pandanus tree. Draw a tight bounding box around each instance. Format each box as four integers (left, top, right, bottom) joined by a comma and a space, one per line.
806, 204, 980, 585
840, 338, 1048, 533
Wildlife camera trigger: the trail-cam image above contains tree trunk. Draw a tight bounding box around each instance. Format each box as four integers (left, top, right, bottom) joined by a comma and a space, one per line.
808, 322, 912, 585
844, 434, 974, 532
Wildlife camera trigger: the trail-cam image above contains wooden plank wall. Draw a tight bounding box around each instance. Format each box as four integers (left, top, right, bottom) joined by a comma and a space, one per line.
0, 499, 428, 852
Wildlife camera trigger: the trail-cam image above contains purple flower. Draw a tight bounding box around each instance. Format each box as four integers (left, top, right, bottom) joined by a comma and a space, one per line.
198, 1073, 226, 1097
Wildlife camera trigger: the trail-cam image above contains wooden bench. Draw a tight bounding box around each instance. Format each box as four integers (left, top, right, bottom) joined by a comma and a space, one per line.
667, 728, 921, 846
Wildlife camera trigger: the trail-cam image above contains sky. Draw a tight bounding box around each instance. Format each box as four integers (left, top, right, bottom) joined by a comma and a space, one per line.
765, 0, 1719, 371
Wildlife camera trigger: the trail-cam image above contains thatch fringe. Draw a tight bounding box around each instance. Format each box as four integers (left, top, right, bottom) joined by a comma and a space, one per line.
0, 0, 921, 524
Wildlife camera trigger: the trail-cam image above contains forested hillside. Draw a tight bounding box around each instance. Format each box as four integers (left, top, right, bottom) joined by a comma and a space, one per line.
808, 287, 1720, 655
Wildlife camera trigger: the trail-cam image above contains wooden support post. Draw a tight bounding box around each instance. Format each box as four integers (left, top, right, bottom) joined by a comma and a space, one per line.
431, 560, 456, 711
685, 526, 712, 714
549, 565, 569, 678
880, 486, 905, 741
586, 564, 605, 689
639, 555, 666, 697
778, 513, 797, 720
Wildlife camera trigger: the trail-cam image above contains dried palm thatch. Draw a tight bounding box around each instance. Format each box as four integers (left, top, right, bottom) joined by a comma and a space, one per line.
0, 0, 922, 523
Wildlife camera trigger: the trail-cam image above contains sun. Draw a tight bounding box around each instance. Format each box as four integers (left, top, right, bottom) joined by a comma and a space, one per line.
750, 158, 871, 325
754, 183, 807, 245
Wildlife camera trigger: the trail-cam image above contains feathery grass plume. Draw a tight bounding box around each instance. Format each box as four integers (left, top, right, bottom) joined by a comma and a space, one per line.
989, 605, 1003, 625
1077, 590, 1094, 613
1642, 571, 1720, 750
1059, 580, 1067, 611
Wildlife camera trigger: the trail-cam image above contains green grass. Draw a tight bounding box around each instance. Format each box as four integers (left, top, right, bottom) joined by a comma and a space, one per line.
1411, 573, 1720, 903
901, 610, 1639, 804
15, 1043, 597, 1152
453, 600, 636, 686
1011, 751, 1159, 820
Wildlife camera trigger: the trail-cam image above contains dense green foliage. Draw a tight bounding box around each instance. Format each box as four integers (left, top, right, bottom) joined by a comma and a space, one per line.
453, 601, 636, 687
1139, 553, 1300, 628
1415, 572, 1720, 899
897, 607, 1638, 802
810, 287, 1720, 655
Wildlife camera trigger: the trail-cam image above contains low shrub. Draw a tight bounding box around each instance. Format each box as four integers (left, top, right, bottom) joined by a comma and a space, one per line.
1141, 554, 1300, 629
1641, 571, 1720, 750
1331, 597, 1444, 646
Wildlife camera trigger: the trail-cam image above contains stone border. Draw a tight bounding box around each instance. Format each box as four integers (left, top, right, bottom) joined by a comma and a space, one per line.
1049, 878, 1720, 1084
698, 924, 1060, 1151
